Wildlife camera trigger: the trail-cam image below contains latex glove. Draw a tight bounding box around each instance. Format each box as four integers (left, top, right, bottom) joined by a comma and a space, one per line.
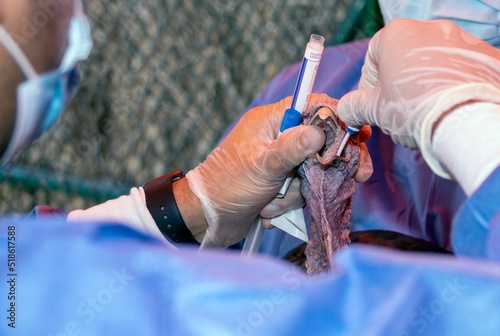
186, 94, 332, 248
338, 19, 500, 183
260, 125, 373, 229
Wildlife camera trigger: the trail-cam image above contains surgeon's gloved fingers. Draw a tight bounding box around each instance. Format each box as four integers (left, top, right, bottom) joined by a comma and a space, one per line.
186, 95, 335, 248
259, 177, 305, 230
337, 88, 380, 129
353, 143, 373, 183
260, 218, 276, 230
358, 36, 381, 90
263, 125, 325, 175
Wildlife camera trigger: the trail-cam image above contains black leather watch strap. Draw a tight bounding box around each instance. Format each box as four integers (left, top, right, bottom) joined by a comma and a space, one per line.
143, 170, 198, 244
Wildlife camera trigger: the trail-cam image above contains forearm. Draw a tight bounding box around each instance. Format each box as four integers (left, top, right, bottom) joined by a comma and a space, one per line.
171, 177, 208, 242
67, 187, 164, 239
432, 101, 500, 196
67, 179, 208, 243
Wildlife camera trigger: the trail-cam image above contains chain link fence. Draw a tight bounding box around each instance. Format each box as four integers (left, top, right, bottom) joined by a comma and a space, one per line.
0, 0, 378, 214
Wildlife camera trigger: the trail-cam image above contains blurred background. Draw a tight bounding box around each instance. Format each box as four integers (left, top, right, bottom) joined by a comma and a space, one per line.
0, 0, 381, 213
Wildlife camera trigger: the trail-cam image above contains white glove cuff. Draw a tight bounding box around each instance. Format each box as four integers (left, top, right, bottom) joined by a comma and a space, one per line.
430, 101, 500, 195
421, 83, 500, 180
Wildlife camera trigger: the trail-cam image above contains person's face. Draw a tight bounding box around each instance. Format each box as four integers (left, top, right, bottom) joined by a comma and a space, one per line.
0, 0, 74, 156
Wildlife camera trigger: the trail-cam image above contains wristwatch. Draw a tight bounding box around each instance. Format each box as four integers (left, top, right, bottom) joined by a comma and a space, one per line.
143, 170, 199, 244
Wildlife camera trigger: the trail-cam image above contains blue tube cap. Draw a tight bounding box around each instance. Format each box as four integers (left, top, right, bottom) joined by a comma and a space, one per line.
280, 108, 302, 133
346, 126, 360, 134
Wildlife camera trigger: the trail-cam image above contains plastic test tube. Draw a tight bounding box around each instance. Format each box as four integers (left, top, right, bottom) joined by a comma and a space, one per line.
241, 34, 325, 256
277, 33, 325, 198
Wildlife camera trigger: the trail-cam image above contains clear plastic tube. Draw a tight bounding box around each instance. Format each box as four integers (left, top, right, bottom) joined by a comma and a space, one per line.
277, 34, 325, 198
242, 34, 325, 255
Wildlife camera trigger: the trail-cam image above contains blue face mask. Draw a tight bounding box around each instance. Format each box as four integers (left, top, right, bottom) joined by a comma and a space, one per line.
378, 0, 500, 47
0, 1, 92, 165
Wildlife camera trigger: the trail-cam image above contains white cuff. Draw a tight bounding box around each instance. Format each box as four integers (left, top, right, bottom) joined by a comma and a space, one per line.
68, 187, 174, 247
421, 83, 500, 179
432, 102, 500, 196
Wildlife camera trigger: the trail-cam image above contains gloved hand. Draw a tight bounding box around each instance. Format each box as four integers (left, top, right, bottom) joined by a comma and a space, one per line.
338, 19, 500, 181
186, 94, 329, 247
260, 125, 373, 229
